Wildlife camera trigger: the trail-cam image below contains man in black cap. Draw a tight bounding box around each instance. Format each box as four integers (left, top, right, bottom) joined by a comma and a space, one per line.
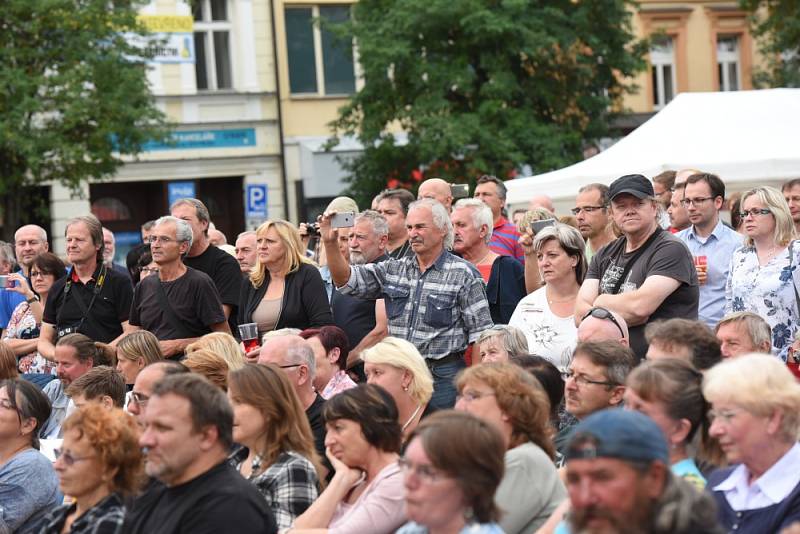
575, 174, 698, 359
561, 409, 722, 534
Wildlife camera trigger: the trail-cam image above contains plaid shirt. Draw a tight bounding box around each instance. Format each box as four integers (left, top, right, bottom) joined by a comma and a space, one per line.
39, 493, 125, 534
340, 250, 493, 360
239, 450, 319, 530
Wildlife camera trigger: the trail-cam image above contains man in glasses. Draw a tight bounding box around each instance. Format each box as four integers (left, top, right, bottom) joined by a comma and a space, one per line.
555, 340, 634, 457
258, 332, 327, 462
577, 306, 629, 346
576, 174, 699, 360
127, 216, 230, 359
676, 173, 743, 328
572, 184, 615, 262
127, 361, 189, 425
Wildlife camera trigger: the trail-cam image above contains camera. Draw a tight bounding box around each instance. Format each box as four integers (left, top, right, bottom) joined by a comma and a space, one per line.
304, 223, 321, 237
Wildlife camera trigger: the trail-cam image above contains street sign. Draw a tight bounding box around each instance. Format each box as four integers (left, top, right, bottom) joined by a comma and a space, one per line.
168, 181, 196, 206
246, 184, 268, 219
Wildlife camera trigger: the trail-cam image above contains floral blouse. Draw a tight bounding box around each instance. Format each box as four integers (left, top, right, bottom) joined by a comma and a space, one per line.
2, 301, 54, 375
725, 241, 800, 362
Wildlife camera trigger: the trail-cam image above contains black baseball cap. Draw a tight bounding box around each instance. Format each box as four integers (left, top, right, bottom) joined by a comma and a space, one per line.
607, 174, 655, 201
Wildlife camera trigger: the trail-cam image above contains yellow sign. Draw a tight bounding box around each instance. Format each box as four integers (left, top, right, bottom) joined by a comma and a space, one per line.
137, 15, 193, 33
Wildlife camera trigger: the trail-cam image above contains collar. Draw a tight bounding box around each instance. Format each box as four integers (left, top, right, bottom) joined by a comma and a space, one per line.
687, 218, 725, 241
714, 443, 800, 503
494, 216, 509, 230
70, 263, 102, 283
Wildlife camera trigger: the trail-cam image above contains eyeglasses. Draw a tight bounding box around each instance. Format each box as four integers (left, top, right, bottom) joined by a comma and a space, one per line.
561, 370, 616, 388
570, 205, 606, 216
131, 391, 150, 406
0, 399, 18, 412
398, 457, 444, 484
707, 408, 741, 425
739, 208, 772, 219
456, 390, 495, 403
278, 363, 302, 370
150, 236, 176, 244
581, 307, 625, 339
29, 270, 50, 278
54, 448, 96, 466
680, 197, 716, 207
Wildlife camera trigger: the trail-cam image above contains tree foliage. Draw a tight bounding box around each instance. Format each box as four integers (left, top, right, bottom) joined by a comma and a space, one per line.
740, 0, 800, 87
327, 0, 647, 207
0, 0, 168, 236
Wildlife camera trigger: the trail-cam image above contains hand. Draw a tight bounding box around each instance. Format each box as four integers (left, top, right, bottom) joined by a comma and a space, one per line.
325, 447, 365, 487
244, 345, 261, 363
696, 267, 707, 285
159, 339, 185, 357
318, 212, 339, 244
6, 273, 34, 298
780, 522, 800, 534
519, 229, 535, 257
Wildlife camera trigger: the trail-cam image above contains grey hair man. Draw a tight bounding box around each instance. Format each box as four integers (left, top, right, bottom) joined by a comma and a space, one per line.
320, 198, 493, 409
257, 333, 327, 460
575, 174, 699, 360
332, 211, 390, 371
715, 311, 772, 359
452, 198, 525, 324
38, 215, 133, 360
102, 227, 133, 283
170, 198, 241, 322
128, 216, 230, 359
234, 231, 257, 274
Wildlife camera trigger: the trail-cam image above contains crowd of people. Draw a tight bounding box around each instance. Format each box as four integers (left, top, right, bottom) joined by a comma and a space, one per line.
0, 171, 799, 534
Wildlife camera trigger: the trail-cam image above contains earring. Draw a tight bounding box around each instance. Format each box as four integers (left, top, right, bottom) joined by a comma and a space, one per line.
402, 385, 409, 392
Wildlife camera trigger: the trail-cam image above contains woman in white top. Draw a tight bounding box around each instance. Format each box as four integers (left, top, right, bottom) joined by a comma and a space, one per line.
509, 224, 586, 370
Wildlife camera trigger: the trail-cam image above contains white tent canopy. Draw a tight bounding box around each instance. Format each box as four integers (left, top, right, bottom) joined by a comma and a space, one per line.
505, 89, 800, 211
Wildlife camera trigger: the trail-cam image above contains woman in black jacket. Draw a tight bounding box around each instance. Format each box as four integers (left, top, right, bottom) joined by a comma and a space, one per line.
238, 220, 332, 359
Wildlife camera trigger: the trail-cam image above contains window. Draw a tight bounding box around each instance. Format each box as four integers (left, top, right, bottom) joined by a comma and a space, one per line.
285, 5, 356, 95
717, 36, 740, 92
650, 37, 676, 109
194, 0, 233, 90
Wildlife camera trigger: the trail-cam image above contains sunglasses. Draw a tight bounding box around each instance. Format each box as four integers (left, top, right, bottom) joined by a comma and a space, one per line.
581, 307, 625, 338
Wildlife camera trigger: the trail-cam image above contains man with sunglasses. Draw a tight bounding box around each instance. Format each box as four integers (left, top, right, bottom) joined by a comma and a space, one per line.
576, 174, 699, 360
676, 173, 743, 328
577, 307, 629, 346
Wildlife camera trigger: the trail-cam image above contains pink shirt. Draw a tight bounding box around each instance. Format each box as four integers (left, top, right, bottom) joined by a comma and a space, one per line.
321, 371, 358, 400
329, 462, 406, 534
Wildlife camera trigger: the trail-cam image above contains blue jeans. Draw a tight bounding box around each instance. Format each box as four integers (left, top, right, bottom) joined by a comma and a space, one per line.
428, 358, 466, 410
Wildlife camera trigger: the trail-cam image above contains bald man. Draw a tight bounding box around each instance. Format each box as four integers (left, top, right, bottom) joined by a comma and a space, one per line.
528, 194, 555, 214
577, 307, 630, 346
418, 178, 453, 212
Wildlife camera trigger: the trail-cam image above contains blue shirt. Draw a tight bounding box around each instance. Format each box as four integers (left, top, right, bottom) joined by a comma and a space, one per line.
677, 220, 742, 328
0, 269, 26, 328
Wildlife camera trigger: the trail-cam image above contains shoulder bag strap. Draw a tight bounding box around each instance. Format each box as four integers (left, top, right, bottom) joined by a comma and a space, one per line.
608, 228, 663, 295
155, 280, 196, 339
789, 241, 800, 313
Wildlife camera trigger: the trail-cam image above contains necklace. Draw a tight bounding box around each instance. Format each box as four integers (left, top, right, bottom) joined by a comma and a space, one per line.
402, 404, 423, 432
547, 288, 577, 305
475, 250, 493, 265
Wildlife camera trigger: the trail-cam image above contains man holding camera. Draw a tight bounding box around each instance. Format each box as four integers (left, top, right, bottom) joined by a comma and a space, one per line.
38, 215, 133, 360
320, 198, 493, 410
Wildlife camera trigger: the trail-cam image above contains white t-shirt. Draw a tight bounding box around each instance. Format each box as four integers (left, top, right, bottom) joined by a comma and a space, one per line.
508, 287, 576, 370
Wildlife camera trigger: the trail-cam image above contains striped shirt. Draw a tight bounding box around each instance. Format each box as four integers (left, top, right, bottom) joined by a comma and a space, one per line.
340, 250, 493, 360
490, 217, 524, 262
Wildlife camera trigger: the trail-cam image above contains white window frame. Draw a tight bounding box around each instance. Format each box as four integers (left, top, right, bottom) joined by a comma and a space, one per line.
194, 0, 235, 91
650, 37, 677, 110
717, 35, 741, 92
285, 4, 356, 97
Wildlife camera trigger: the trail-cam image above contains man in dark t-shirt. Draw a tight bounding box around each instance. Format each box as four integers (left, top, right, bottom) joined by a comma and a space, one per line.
128, 216, 229, 358
125, 374, 277, 534
576, 174, 699, 359
170, 198, 242, 329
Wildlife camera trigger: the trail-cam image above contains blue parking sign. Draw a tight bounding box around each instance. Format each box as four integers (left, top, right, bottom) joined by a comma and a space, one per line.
246, 184, 268, 219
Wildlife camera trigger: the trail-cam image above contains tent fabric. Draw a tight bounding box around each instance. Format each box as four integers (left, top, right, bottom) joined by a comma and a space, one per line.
505, 89, 800, 209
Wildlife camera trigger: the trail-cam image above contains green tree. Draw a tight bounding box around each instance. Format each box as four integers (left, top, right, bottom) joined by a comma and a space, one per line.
327, 0, 647, 207
740, 0, 800, 87
0, 0, 169, 239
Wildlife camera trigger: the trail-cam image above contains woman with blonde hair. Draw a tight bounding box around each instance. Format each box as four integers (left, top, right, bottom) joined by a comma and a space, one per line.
703, 354, 800, 533
362, 337, 433, 440
455, 363, 566, 534
228, 364, 321, 530
185, 332, 245, 370
183, 349, 229, 391
726, 185, 799, 360
116, 330, 163, 387
237, 220, 332, 359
